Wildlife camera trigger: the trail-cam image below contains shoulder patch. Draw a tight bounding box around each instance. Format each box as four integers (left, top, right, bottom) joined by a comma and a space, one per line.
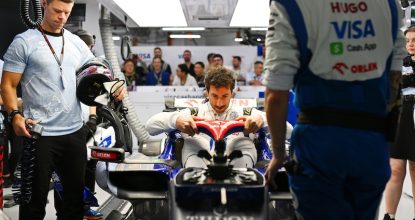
243, 107, 253, 116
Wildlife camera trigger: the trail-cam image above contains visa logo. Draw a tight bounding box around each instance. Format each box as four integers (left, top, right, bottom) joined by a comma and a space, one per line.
331, 19, 375, 39
138, 53, 151, 59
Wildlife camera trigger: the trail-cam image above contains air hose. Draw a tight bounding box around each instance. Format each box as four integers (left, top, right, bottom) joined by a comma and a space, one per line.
12, 124, 43, 204
99, 6, 150, 145
121, 35, 132, 61
20, 0, 43, 29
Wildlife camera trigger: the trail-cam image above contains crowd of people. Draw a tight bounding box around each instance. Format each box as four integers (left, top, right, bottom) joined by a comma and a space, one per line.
121, 47, 266, 89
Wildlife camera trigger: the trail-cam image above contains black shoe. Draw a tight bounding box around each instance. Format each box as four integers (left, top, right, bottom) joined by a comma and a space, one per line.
383, 214, 394, 220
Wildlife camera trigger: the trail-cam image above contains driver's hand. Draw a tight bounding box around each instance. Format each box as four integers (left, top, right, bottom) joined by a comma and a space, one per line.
176, 115, 204, 136
265, 154, 285, 190
236, 115, 264, 134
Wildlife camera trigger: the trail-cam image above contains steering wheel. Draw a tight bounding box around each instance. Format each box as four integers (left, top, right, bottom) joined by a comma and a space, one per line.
195, 120, 245, 141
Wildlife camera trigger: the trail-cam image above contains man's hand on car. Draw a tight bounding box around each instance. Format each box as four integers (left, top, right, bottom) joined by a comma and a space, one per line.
176, 115, 204, 136
236, 115, 264, 135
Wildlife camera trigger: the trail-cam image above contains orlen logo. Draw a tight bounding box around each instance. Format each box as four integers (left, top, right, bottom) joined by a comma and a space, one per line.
331, 2, 368, 13
332, 62, 348, 75
332, 62, 378, 75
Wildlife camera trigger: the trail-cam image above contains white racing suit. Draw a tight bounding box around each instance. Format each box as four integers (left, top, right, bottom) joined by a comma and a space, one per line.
146, 102, 292, 168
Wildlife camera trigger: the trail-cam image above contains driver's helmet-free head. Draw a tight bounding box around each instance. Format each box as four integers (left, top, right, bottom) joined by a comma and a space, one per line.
76, 57, 114, 106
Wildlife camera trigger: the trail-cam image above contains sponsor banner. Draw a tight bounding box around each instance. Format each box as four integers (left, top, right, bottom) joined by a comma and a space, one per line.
174, 98, 257, 108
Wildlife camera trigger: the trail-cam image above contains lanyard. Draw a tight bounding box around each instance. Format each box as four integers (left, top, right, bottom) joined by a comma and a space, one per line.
39, 27, 65, 75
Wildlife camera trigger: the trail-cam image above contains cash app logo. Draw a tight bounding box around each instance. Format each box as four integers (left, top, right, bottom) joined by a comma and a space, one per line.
330, 42, 343, 55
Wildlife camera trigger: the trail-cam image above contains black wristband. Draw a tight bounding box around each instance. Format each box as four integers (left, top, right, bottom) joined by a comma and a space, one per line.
8, 110, 23, 123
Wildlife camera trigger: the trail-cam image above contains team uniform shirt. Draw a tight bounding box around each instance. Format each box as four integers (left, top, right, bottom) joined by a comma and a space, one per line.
146, 102, 271, 149
3, 29, 94, 136
245, 72, 264, 84
263, 0, 406, 116
171, 74, 198, 86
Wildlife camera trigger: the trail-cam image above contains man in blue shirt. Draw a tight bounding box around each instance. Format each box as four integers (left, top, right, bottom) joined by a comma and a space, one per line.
1, 0, 125, 219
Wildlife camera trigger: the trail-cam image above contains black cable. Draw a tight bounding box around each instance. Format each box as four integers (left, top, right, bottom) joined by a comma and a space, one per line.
12, 137, 36, 204
121, 36, 132, 61
120, 16, 132, 61
109, 79, 126, 98
12, 124, 43, 204
20, 0, 43, 29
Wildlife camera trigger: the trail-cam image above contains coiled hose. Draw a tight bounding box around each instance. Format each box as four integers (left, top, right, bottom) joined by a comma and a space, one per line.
121, 35, 132, 61
20, 0, 42, 29
99, 8, 150, 145
12, 124, 43, 204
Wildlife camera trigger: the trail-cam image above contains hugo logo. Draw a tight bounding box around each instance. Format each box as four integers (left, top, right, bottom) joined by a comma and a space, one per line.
331, 2, 368, 13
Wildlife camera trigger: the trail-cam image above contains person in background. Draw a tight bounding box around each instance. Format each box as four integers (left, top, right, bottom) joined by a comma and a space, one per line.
172, 64, 198, 86
264, 0, 406, 219
206, 53, 215, 71
183, 50, 195, 78
148, 47, 172, 76
246, 61, 264, 86
231, 56, 246, 85
122, 59, 140, 89
212, 54, 224, 67
250, 45, 266, 72
383, 26, 415, 220
194, 61, 206, 87
74, 29, 95, 52
146, 57, 170, 86
131, 53, 148, 85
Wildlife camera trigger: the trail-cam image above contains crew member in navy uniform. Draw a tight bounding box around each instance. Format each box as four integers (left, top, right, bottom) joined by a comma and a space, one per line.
264, 0, 406, 219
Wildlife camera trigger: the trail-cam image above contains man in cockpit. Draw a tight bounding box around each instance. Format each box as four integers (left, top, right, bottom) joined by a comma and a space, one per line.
146, 66, 292, 168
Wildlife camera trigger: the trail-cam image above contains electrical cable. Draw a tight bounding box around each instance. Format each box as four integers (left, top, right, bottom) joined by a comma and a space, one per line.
120, 16, 132, 61
12, 124, 43, 204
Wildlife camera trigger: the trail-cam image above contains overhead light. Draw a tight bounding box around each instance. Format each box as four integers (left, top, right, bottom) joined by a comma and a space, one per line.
162, 27, 206, 31
113, 0, 187, 27
230, 0, 270, 27
234, 37, 243, 42
169, 34, 201, 39
251, 27, 268, 31
256, 37, 262, 42
112, 36, 120, 41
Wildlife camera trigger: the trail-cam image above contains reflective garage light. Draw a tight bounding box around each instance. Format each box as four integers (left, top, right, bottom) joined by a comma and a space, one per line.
162, 27, 206, 31
230, 0, 270, 27
113, 0, 187, 27
251, 27, 268, 31
112, 36, 121, 41
169, 34, 201, 39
